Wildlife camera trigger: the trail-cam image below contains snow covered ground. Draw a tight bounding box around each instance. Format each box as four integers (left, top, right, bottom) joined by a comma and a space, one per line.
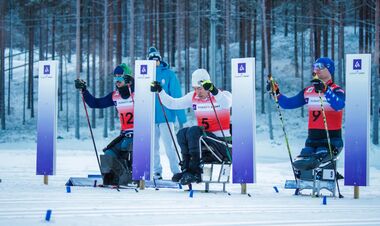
1, 134, 380, 226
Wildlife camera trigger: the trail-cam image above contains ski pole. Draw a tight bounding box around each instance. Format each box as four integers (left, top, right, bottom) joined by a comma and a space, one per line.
315, 81, 344, 198
156, 93, 182, 163
207, 92, 232, 162
80, 91, 102, 174
268, 75, 298, 182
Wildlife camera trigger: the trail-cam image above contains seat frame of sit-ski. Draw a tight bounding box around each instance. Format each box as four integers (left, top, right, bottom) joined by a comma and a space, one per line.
198, 135, 232, 193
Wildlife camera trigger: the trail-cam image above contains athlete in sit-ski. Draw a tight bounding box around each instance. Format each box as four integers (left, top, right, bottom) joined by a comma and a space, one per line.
268, 57, 345, 172
151, 69, 232, 185
75, 64, 135, 186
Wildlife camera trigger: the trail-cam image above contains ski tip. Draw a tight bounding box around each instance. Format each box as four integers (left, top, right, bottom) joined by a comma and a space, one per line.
273, 186, 279, 193
322, 196, 327, 205
189, 190, 194, 198
134, 188, 139, 193
45, 209, 52, 221
247, 193, 251, 197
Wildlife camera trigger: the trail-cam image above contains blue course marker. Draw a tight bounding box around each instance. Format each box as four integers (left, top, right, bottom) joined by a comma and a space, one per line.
178, 184, 182, 189
273, 186, 279, 193
189, 190, 194, 198
45, 210, 52, 221
323, 196, 327, 205
66, 186, 71, 193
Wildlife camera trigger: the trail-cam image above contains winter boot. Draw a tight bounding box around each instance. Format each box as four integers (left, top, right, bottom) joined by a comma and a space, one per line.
180, 172, 202, 185
172, 154, 190, 182
180, 154, 202, 185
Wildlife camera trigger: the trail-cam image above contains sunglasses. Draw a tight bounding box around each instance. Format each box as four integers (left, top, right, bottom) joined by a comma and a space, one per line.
313, 63, 326, 71
113, 76, 124, 83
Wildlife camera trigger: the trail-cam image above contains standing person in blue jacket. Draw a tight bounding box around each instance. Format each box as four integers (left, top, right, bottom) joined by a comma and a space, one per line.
75, 64, 135, 186
268, 57, 345, 173
147, 47, 187, 180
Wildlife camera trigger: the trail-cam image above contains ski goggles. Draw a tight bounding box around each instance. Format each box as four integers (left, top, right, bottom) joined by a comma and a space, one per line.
113, 76, 124, 83
313, 63, 326, 71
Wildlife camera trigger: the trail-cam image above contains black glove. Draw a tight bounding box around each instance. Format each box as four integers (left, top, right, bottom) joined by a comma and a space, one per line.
201, 80, 218, 95
150, 81, 162, 92
75, 79, 86, 91
311, 78, 327, 93
266, 80, 280, 95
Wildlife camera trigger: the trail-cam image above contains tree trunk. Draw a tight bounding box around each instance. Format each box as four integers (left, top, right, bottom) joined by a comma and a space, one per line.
23, 48, 27, 125
271, 0, 275, 34
123, 0, 128, 57
337, 2, 345, 86
198, 0, 202, 68
75, 0, 81, 139
86, 7, 90, 87
322, 0, 328, 57
359, 0, 364, 53
159, 0, 165, 56
372, 0, 379, 144
67, 17, 72, 63
239, 1, 245, 57
170, 1, 176, 67
79, 1, 84, 73
223, 0, 230, 90
184, 0, 190, 93
91, 0, 97, 128
28, 6, 35, 119
7, 2, 13, 117
176, 0, 182, 79
116, 0, 122, 65
103, 0, 109, 138
129, 0, 135, 69
330, 1, 335, 61
52, 15, 56, 60
108, 0, 115, 132
301, 31, 305, 117
253, 4, 257, 58
98, 24, 104, 119
263, 0, 273, 139
284, 7, 288, 37
0, 0, 5, 129
364, 2, 370, 53
58, 12, 63, 112
39, 7, 44, 61
247, 18, 252, 57
294, 3, 299, 77
261, 21, 265, 115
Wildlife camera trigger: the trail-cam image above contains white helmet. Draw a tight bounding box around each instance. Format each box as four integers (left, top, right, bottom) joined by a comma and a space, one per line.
191, 69, 210, 87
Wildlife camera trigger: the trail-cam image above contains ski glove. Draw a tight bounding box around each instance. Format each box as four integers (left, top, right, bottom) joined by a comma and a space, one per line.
150, 81, 163, 92
311, 78, 327, 93
75, 79, 87, 91
266, 80, 280, 95
201, 80, 218, 95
